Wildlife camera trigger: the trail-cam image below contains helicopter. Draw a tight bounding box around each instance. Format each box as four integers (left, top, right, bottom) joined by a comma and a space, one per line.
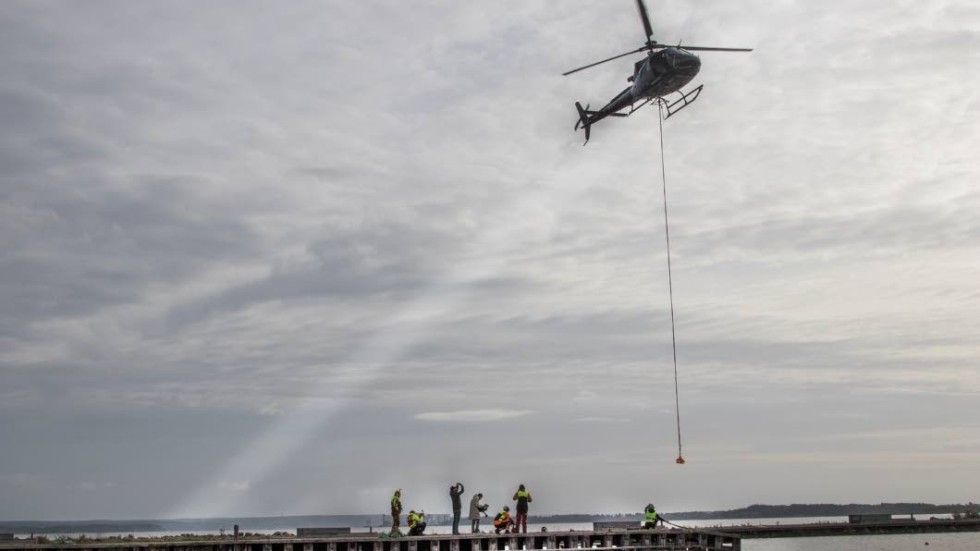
565, 0, 752, 144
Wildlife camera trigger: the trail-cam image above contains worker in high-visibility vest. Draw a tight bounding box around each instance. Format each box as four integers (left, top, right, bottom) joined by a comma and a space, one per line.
644, 504, 662, 529
512, 484, 533, 533
390, 489, 403, 533
408, 510, 427, 536
493, 506, 514, 534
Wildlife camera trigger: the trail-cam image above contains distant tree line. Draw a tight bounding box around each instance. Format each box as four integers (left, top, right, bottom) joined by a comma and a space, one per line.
664, 503, 977, 519
521, 503, 978, 523
0, 522, 164, 534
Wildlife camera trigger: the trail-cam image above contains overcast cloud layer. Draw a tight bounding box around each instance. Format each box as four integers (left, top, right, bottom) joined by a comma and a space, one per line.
1, 0, 978, 521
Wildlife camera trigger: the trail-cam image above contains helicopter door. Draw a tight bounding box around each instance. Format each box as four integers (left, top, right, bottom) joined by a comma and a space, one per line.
631, 58, 654, 96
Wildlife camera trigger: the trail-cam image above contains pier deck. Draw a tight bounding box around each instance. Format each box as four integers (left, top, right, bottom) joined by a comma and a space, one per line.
0, 529, 739, 551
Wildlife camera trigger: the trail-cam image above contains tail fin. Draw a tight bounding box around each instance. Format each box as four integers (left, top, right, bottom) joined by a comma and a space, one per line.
574, 102, 592, 145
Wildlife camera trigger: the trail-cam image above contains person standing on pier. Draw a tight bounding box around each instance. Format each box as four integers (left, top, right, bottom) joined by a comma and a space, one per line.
390, 489, 403, 533
512, 484, 532, 533
449, 482, 465, 535
469, 492, 487, 533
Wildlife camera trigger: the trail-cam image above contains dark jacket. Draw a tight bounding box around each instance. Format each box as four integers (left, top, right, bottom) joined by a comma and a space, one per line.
513, 488, 532, 514
450, 483, 465, 513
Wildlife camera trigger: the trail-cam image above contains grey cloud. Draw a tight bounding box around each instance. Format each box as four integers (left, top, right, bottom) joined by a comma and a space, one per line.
682, 204, 980, 263
163, 219, 463, 328
0, 87, 104, 178
1, 0, 978, 520
0, 88, 60, 133
2, 177, 257, 334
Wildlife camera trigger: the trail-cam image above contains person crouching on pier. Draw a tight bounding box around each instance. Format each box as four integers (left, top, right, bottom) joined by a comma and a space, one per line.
390, 489, 403, 533
493, 506, 514, 534
644, 504, 662, 529
408, 510, 427, 536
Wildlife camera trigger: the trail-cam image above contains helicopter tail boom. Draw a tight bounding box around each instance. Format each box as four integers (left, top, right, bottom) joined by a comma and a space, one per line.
575, 101, 629, 145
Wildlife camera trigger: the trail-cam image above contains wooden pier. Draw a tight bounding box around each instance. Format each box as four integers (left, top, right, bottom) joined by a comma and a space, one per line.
0, 529, 739, 551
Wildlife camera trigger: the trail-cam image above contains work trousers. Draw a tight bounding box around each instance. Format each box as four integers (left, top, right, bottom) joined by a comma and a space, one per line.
515, 513, 527, 533
452, 511, 461, 535
494, 520, 513, 534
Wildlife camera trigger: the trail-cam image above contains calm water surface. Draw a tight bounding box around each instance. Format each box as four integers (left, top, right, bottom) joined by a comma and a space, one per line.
745, 532, 977, 551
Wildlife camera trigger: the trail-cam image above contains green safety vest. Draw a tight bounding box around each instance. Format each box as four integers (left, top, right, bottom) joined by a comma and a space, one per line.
645, 510, 658, 523
516, 490, 530, 499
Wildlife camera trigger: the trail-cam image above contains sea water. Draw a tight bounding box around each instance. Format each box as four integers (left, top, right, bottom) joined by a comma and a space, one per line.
744, 532, 977, 551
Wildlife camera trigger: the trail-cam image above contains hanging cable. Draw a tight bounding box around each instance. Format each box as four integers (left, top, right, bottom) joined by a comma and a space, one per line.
657, 101, 685, 465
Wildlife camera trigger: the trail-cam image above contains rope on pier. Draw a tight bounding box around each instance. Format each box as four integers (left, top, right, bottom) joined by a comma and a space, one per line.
661, 518, 739, 539
657, 101, 685, 466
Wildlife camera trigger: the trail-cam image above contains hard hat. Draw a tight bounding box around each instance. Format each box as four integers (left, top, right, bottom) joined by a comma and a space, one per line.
504, 506, 510, 511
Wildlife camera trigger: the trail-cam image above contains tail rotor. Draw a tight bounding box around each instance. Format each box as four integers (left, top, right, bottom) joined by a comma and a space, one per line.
575, 102, 593, 144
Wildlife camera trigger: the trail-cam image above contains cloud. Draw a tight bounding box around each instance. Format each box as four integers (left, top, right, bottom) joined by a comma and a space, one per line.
259, 403, 283, 416
217, 480, 251, 493
574, 417, 630, 424
415, 410, 536, 422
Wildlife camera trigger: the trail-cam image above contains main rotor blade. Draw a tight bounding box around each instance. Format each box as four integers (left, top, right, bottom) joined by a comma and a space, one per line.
562, 46, 648, 76
673, 45, 753, 52
636, 0, 654, 44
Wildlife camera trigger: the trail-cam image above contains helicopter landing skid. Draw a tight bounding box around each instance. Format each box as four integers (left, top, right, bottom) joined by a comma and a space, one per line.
660, 84, 704, 119
627, 98, 655, 115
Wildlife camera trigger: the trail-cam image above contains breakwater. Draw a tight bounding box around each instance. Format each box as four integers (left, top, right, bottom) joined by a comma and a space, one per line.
722, 517, 980, 538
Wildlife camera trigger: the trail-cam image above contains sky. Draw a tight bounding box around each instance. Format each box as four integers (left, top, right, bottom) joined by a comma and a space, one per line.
1, 0, 978, 522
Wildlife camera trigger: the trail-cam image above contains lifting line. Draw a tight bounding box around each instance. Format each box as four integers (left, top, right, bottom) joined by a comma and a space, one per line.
657, 100, 685, 465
